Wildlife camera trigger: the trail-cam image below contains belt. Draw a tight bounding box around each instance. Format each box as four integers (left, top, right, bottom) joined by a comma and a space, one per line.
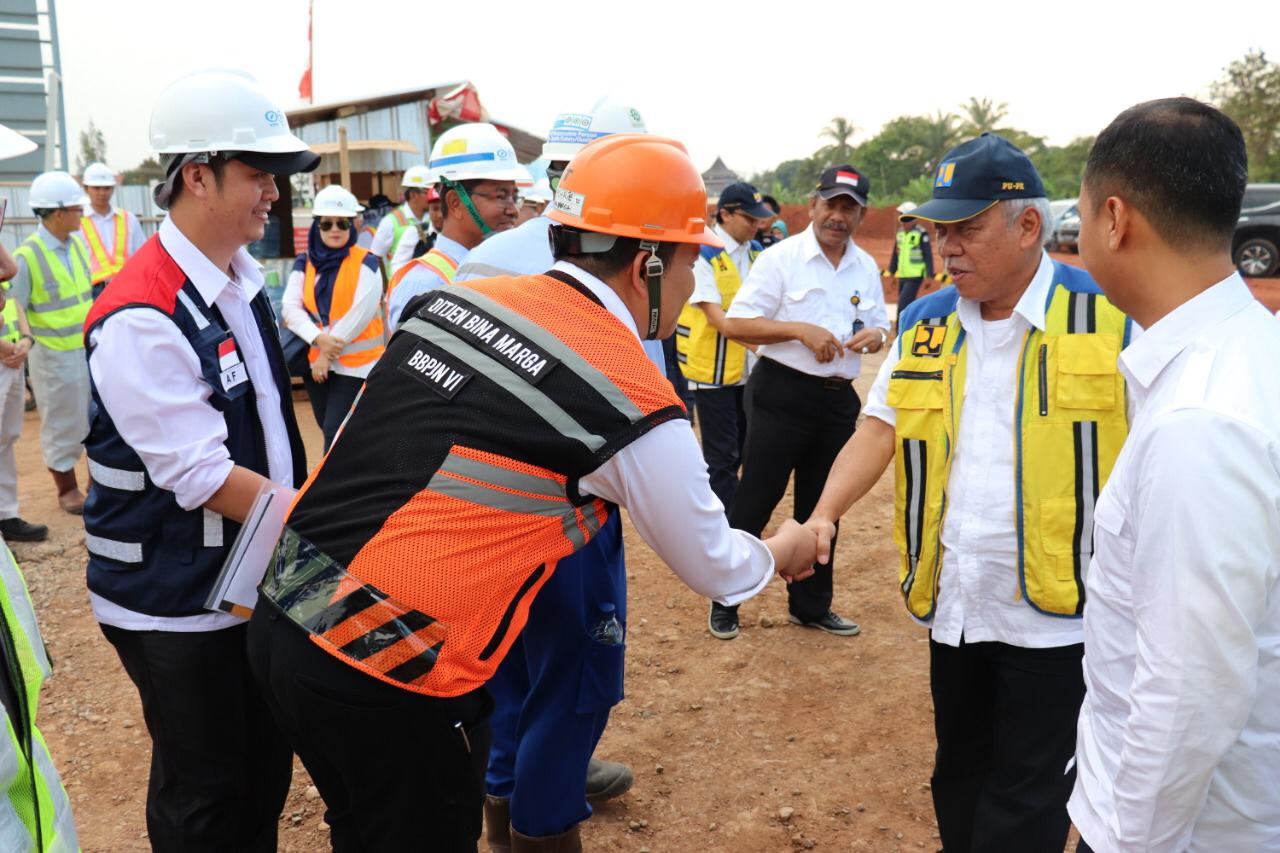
760, 357, 853, 391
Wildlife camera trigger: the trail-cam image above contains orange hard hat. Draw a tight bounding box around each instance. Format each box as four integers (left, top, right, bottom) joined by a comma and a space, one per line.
546, 134, 722, 248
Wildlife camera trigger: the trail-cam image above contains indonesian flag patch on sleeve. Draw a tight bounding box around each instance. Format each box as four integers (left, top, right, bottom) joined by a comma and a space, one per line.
218, 336, 249, 392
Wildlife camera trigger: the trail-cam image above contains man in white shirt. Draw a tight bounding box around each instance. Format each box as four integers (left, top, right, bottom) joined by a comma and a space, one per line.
80, 161, 146, 296
82, 70, 318, 852
369, 165, 432, 275
806, 134, 1132, 852
718, 165, 890, 640
1069, 98, 1280, 853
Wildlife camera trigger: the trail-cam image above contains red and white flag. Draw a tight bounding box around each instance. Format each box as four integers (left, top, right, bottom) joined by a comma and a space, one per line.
218, 337, 242, 372
836, 170, 861, 187
297, 0, 313, 103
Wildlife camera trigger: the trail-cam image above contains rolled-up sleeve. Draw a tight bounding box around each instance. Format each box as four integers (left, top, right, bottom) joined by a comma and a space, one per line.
89, 309, 234, 510
578, 419, 775, 604
689, 256, 721, 306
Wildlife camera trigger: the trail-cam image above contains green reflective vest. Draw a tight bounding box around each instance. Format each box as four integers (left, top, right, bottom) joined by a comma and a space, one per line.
0, 544, 79, 852
0, 295, 19, 345
11, 235, 92, 352
895, 228, 927, 278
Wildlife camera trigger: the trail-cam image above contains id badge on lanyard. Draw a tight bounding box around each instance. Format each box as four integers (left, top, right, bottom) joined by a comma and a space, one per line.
850, 292, 864, 337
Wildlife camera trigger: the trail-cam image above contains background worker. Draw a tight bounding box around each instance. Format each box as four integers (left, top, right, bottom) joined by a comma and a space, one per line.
756, 194, 784, 247
454, 98, 652, 849
8, 170, 93, 514
385, 122, 522, 327
714, 165, 888, 641
82, 69, 315, 852
248, 134, 817, 853
517, 177, 552, 225
677, 181, 773, 517
283, 185, 384, 449
806, 134, 1130, 853
369, 164, 432, 276
1069, 99, 1280, 853
886, 200, 935, 319
80, 161, 145, 297
356, 193, 392, 249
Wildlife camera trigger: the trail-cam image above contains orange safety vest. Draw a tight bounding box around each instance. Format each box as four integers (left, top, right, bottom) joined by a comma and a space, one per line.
387, 247, 459, 295
80, 210, 129, 283
302, 247, 386, 368
263, 272, 686, 697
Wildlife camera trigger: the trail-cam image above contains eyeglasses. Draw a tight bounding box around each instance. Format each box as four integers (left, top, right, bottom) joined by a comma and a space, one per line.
468, 190, 520, 207
317, 218, 352, 231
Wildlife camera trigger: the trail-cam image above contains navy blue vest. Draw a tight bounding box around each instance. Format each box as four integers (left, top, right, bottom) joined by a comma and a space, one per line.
82, 237, 307, 617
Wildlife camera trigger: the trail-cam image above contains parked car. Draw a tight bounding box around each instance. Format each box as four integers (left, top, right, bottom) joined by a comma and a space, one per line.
1234, 183, 1280, 278
1050, 200, 1080, 253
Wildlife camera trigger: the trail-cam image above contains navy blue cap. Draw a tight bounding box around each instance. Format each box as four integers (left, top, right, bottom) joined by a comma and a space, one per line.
908, 133, 1045, 223
718, 182, 775, 218
816, 165, 870, 206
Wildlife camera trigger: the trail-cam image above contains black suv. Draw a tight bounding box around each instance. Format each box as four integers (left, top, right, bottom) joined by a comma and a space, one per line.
1235, 183, 1280, 277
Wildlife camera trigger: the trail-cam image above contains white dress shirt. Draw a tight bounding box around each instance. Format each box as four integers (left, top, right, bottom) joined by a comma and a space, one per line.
1069, 273, 1280, 853
282, 254, 384, 379
538, 260, 776, 604
87, 217, 296, 632
726, 224, 888, 379
83, 206, 146, 258
369, 203, 420, 268
865, 252, 1084, 648
687, 222, 757, 389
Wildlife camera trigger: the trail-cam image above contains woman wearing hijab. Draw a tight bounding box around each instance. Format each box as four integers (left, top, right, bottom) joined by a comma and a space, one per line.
283, 185, 385, 449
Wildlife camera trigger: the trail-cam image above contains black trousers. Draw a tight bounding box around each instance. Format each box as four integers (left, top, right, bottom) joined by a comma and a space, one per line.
248, 600, 493, 853
1076, 842, 1096, 853
100, 622, 292, 853
929, 638, 1085, 853
693, 385, 747, 514
302, 371, 364, 450
661, 334, 695, 415
728, 358, 859, 621
897, 276, 924, 319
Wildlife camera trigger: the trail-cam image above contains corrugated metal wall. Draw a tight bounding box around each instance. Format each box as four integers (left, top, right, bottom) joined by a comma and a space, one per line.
1, 184, 161, 250
296, 101, 431, 174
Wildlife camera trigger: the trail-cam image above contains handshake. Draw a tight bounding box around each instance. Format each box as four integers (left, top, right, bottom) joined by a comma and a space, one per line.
763, 516, 839, 583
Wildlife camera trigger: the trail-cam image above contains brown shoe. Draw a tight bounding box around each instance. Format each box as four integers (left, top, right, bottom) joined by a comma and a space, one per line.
50, 468, 85, 515
484, 795, 511, 853
510, 824, 581, 853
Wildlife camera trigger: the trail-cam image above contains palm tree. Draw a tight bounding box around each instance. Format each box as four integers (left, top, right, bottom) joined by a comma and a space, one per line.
921, 111, 961, 173
818, 116, 858, 164
959, 97, 1009, 137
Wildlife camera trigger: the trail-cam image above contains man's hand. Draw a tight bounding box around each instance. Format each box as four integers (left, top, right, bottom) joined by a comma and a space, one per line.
314, 333, 345, 360
845, 327, 887, 355
13, 337, 31, 359
764, 518, 818, 583
804, 515, 838, 565
797, 323, 843, 363
311, 353, 331, 383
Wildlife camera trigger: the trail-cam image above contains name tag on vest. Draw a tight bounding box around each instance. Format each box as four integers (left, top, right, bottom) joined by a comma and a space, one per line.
398, 341, 475, 399
422, 294, 559, 384
218, 336, 249, 391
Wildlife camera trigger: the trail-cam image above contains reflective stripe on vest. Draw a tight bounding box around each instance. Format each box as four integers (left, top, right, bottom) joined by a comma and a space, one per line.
675, 245, 754, 386
388, 207, 422, 259
302, 247, 386, 368
12, 236, 92, 351
896, 228, 927, 278
80, 211, 129, 283
388, 248, 459, 297
0, 298, 18, 344
0, 545, 79, 853
889, 277, 1129, 619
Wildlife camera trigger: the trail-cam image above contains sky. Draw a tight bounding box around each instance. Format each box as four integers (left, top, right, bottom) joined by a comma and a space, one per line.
54, 0, 1280, 180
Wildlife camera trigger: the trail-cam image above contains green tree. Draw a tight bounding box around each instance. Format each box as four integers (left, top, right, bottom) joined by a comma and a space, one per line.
122, 156, 165, 186
1211, 49, 1280, 180
75, 118, 106, 174
1033, 136, 1095, 200
817, 116, 858, 165
958, 97, 1009, 137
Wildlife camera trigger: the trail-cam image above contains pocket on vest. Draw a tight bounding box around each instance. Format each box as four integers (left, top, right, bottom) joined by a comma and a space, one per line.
1038, 496, 1081, 580
1054, 334, 1119, 411
887, 370, 944, 440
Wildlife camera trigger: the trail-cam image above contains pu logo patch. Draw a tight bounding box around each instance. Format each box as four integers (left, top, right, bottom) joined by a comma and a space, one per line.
910, 323, 947, 357
1001, 181, 1025, 191
935, 162, 956, 188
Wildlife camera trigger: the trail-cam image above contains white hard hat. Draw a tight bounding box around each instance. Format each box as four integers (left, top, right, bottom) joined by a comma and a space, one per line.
82, 161, 116, 187
427, 123, 524, 184
0, 123, 36, 162
897, 201, 918, 214
523, 177, 553, 204
541, 96, 648, 161
29, 171, 89, 211
401, 165, 433, 190
515, 164, 534, 191
312, 185, 364, 217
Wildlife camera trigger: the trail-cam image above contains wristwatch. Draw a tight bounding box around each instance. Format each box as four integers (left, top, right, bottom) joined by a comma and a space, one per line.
19, 334, 33, 344
876, 327, 889, 346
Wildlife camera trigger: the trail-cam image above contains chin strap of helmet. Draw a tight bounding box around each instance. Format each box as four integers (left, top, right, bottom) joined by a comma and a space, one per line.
440, 177, 493, 236
638, 240, 664, 340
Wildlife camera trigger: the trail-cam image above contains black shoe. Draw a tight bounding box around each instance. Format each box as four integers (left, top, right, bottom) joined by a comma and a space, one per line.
708, 602, 739, 640
0, 517, 48, 542
585, 757, 634, 802
788, 610, 860, 636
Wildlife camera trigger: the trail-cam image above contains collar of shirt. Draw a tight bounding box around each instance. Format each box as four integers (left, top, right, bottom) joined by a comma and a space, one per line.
399, 202, 417, 221
88, 206, 118, 221
158, 216, 264, 305
431, 232, 468, 264
713, 223, 742, 256
956, 250, 1053, 350
551, 260, 640, 341
35, 223, 67, 251
799, 223, 862, 273
1119, 271, 1252, 399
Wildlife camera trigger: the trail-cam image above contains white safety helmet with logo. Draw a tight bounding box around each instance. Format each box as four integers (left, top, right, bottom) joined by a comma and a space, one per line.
149, 68, 319, 209
541, 96, 648, 162
523, 177, 553, 205
0, 123, 36, 162
29, 171, 89, 211
427, 122, 524, 236
312, 185, 364, 218
401, 165, 433, 190
82, 162, 117, 187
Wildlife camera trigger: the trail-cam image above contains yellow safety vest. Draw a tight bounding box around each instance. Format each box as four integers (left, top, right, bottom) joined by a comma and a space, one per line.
895, 228, 927, 278
888, 266, 1130, 619
0, 295, 20, 345
0, 544, 80, 851
675, 243, 757, 386
80, 210, 129, 284
11, 235, 93, 352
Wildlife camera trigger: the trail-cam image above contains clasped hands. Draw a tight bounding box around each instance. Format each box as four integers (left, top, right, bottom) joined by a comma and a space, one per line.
799, 323, 885, 363
311, 333, 346, 383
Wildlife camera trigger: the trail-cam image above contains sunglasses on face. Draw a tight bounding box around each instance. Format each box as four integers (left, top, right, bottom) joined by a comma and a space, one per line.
317, 218, 352, 231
